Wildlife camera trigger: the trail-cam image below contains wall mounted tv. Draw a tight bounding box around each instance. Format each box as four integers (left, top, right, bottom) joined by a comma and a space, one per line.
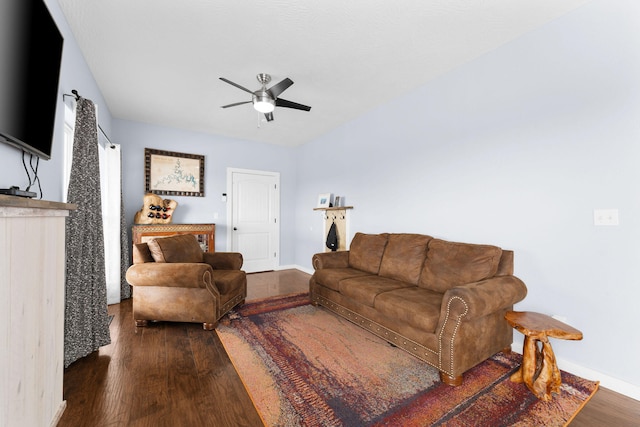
0, 0, 64, 161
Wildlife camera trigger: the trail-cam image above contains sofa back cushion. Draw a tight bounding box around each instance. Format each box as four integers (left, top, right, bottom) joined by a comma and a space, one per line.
147, 234, 204, 263
348, 232, 389, 274
378, 233, 432, 284
418, 239, 502, 292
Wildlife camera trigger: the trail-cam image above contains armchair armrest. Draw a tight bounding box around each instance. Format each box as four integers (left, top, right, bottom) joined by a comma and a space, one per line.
203, 252, 243, 270
312, 251, 350, 270
126, 263, 214, 289
439, 276, 528, 323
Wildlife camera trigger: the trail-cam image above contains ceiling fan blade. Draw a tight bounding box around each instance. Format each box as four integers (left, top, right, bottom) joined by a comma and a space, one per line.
267, 78, 294, 99
276, 98, 311, 111
219, 77, 254, 94
265, 112, 274, 122
221, 101, 252, 108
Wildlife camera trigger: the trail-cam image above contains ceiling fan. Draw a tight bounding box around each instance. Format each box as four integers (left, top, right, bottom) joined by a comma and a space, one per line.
219, 73, 311, 122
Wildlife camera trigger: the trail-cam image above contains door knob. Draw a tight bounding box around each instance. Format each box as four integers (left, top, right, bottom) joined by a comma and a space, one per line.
233, 227, 237, 230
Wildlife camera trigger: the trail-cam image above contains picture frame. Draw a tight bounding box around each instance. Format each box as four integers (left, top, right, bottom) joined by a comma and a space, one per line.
145, 148, 205, 197
334, 196, 342, 207
317, 193, 333, 208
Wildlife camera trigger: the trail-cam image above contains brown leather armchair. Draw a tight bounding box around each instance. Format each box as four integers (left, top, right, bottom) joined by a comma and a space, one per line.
125, 234, 246, 330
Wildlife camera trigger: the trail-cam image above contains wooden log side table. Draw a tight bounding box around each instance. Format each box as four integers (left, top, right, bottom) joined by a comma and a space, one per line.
505, 311, 583, 401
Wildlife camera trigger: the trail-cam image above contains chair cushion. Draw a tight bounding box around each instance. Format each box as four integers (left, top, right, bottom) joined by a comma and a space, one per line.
348, 232, 389, 274
378, 233, 432, 284
147, 234, 204, 263
419, 239, 502, 292
212, 270, 246, 295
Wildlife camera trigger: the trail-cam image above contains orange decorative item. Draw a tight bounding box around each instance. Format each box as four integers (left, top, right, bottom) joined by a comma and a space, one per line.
505, 311, 583, 401
133, 193, 178, 224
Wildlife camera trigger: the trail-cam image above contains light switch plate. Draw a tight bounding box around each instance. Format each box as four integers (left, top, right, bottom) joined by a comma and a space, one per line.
593, 209, 619, 226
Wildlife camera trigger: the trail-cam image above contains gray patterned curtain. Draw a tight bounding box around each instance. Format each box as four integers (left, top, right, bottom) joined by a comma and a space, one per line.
64, 97, 111, 367
120, 163, 131, 300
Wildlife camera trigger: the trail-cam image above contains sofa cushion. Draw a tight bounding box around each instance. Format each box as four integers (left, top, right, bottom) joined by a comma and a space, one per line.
348, 232, 389, 274
132, 243, 154, 264
339, 275, 413, 307
378, 233, 432, 284
313, 268, 373, 292
374, 287, 443, 333
147, 234, 204, 263
419, 239, 502, 292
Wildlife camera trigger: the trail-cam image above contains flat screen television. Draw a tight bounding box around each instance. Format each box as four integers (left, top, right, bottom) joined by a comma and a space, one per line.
0, 0, 64, 160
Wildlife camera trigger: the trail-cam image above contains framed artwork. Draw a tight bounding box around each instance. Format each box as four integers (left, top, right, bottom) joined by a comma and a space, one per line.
145, 148, 205, 197
334, 196, 342, 207
317, 193, 333, 208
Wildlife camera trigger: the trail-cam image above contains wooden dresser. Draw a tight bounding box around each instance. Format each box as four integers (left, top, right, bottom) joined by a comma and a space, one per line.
0, 195, 76, 427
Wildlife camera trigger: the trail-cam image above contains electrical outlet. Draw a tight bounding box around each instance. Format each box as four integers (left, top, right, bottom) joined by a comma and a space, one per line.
593, 209, 619, 226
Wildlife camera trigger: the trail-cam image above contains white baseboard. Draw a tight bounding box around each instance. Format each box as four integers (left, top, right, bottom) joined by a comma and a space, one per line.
275, 264, 314, 275
510, 343, 640, 401
49, 400, 67, 427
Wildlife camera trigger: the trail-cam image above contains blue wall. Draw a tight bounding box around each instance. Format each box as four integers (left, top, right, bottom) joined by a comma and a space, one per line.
294, 0, 640, 394
113, 119, 298, 261
0, 0, 114, 201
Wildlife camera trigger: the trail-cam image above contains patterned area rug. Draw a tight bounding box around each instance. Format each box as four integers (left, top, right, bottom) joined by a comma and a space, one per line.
217, 293, 598, 427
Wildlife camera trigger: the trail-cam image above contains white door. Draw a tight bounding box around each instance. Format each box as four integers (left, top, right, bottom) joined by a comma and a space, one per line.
227, 168, 280, 272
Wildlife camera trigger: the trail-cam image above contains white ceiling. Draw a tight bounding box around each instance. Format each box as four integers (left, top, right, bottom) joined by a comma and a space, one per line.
57, 0, 591, 147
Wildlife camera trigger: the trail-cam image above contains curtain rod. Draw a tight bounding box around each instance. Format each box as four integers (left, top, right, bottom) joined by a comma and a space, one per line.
63, 89, 116, 148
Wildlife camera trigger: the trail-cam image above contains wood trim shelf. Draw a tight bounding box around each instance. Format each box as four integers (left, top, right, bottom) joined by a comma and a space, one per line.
0, 194, 76, 211
313, 206, 353, 211
132, 223, 215, 253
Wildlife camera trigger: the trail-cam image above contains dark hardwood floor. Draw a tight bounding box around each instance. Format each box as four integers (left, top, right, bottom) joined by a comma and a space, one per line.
57, 269, 640, 426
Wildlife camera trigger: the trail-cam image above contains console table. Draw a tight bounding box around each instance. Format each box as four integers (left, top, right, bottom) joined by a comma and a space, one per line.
1, 195, 76, 426
132, 223, 215, 252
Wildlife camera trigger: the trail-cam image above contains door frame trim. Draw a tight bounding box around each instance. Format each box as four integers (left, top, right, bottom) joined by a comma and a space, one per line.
226, 167, 280, 270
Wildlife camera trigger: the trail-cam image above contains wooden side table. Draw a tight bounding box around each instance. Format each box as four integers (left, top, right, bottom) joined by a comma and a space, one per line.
505, 311, 583, 401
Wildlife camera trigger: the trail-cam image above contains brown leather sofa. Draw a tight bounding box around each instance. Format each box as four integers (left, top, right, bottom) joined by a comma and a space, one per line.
310, 232, 527, 385
126, 234, 246, 330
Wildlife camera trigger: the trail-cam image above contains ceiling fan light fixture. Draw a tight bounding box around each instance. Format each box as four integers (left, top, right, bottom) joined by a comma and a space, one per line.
253, 93, 275, 113
220, 74, 311, 121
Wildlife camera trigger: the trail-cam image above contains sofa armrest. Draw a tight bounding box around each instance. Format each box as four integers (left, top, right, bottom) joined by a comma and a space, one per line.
126, 263, 214, 290
312, 251, 350, 270
203, 252, 243, 270
440, 276, 528, 323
